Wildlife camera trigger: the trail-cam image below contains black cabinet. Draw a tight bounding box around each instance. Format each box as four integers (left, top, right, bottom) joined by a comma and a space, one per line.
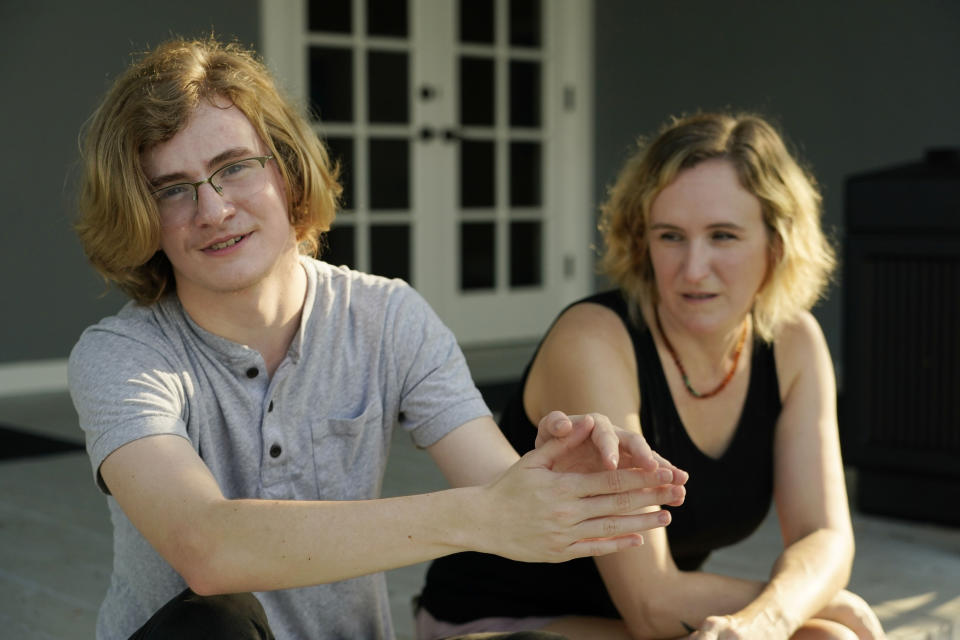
843, 149, 960, 526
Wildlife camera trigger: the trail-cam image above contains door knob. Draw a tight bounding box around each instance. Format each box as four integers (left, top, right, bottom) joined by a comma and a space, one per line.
442, 128, 463, 142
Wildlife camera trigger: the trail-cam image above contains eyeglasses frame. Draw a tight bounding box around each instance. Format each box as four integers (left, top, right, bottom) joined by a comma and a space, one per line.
149, 155, 275, 203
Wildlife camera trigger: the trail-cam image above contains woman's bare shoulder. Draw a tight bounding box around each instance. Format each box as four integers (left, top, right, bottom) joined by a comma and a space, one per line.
772, 310, 834, 400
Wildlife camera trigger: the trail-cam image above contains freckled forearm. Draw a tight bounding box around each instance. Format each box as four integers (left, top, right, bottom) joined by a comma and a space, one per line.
189, 489, 481, 594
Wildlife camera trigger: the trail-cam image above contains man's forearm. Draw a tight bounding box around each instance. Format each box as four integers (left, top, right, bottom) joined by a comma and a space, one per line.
180, 487, 487, 595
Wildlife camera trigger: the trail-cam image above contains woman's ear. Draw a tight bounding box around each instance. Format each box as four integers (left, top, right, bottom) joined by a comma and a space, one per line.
768, 230, 784, 266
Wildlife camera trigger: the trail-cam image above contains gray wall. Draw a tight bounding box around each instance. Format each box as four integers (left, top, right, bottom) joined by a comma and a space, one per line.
594, 0, 960, 387
0, 1, 259, 363
3, 1, 959, 385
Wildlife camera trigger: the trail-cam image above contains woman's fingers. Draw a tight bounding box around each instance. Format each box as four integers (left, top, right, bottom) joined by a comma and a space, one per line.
652, 450, 690, 484
533, 410, 578, 449
525, 416, 595, 469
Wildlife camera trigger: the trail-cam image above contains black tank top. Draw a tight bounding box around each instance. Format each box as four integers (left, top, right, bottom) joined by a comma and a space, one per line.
419, 290, 782, 622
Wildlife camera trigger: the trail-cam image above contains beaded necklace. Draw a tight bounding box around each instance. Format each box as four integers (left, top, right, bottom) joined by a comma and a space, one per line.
654, 306, 748, 399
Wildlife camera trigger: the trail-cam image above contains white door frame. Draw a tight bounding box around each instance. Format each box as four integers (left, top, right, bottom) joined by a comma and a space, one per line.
260, 0, 593, 347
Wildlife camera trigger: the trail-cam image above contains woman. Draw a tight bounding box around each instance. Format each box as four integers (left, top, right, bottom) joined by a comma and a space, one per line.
417, 113, 885, 639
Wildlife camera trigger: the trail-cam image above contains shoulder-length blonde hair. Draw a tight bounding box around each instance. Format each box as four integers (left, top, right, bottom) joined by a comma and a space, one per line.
599, 112, 835, 341
76, 36, 341, 304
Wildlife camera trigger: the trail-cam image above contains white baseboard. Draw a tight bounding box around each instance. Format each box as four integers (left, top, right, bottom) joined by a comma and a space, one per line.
0, 359, 69, 397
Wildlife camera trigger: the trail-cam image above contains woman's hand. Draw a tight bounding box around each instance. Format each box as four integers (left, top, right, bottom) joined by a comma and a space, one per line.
536, 410, 689, 485
686, 614, 766, 640
686, 589, 885, 640
474, 418, 683, 562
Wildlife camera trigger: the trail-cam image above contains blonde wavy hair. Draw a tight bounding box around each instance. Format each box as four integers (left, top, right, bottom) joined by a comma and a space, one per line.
76, 36, 341, 304
599, 112, 835, 341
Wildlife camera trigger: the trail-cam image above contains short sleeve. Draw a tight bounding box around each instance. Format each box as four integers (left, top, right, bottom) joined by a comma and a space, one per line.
386, 285, 491, 448
68, 323, 191, 494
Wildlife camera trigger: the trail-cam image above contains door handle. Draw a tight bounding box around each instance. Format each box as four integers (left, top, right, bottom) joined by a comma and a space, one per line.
417, 127, 463, 143
442, 128, 463, 142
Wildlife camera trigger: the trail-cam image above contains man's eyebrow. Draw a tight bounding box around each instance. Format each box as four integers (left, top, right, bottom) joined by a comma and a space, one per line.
207, 147, 254, 170
148, 147, 255, 187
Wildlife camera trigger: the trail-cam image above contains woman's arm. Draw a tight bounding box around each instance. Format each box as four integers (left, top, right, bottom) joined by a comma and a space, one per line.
721, 312, 855, 635
686, 312, 857, 639
523, 305, 858, 639
524, 302, 741, 638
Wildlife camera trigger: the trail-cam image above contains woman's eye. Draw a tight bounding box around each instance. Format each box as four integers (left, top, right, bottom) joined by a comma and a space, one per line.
713, 231, 737, 241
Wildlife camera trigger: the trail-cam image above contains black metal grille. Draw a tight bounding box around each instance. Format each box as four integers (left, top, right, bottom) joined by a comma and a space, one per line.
860, 256, 960, 451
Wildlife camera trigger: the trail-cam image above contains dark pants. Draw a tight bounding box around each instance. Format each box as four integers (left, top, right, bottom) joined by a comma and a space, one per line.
128, 589, 273, 639
129, 588, 566, 639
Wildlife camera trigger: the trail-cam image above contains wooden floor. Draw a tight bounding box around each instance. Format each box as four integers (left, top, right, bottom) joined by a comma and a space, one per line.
2, 391, 958, 639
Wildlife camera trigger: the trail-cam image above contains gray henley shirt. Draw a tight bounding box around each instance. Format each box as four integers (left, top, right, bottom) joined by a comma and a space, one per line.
68, 257, 491, 639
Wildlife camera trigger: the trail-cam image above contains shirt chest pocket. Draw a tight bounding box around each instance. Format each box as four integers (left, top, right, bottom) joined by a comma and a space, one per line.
310, 401, 386, 500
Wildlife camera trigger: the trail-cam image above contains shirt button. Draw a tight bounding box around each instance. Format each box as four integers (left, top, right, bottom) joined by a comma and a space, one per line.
246, 367, 259, 379
269, 444, 282, 458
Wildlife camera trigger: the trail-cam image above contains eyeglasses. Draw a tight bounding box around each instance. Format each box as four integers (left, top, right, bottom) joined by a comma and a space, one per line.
150, 155, 274, 219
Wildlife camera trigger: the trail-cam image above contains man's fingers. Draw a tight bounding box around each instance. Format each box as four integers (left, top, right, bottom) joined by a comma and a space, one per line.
574, 509, 671, 541
563, 532, 645, 559
563, 467, 680, 499
581, 482, 685, 518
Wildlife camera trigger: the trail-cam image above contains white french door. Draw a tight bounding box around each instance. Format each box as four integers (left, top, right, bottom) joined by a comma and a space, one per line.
262, 0, 592, 345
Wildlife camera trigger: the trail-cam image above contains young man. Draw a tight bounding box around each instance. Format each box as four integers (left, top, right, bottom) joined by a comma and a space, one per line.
69, 38, 686, 640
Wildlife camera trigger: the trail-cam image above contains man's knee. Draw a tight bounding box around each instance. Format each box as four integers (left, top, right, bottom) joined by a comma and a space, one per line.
131, 589, 274, 640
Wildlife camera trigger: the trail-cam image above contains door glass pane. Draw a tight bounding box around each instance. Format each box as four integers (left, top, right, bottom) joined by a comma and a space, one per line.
509, 60, 540, 127
460, 140, 495, 208
309, 47, 354, 122
309, 0, 352, 33
368, 51, 409, 123
324, 225, 355, 269
509, 141, 540, 207
367, 0, 408, 36
510, 221, 541, 287
371, 225, 410, 282
461, 222, 495, 290
369, 138, 409, 209
509, 0, 541, 47
459, 0, 494, 43
459, 57, 495, 126
324, 136, 354, 211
